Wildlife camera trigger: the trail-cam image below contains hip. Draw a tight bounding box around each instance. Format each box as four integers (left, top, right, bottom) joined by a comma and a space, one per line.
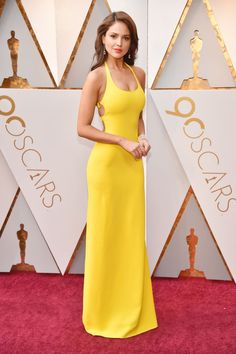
87, 142, 144, 179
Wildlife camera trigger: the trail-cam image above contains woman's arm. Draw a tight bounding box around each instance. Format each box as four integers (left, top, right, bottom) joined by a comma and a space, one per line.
134, 66, 146, 136
77, 70, 122, 144
138, 113, 145, 137
134, 67, 151, 156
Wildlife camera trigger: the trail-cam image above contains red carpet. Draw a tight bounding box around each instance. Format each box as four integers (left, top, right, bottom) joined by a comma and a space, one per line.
0, 273, 235, 354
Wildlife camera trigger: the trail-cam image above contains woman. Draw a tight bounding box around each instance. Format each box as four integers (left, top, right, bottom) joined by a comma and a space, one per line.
77, 11, 158, 338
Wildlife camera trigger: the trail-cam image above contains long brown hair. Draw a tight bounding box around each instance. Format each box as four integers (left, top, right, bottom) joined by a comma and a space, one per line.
91, 11, 138, 71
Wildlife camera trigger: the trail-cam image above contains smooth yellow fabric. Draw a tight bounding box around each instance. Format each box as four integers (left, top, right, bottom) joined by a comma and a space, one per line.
82, 61, 158, 338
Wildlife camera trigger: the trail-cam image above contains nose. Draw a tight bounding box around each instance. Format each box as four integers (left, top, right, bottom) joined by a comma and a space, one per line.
116, 37, 122, 46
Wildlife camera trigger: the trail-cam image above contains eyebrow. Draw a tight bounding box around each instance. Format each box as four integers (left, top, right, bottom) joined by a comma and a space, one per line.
110, 32, 130, 36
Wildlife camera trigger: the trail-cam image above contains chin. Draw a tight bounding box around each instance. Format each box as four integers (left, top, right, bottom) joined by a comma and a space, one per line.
110, 53, 124, 59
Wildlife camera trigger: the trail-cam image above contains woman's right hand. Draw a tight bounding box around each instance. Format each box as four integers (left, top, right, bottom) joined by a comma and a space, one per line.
118, 137, 146, 159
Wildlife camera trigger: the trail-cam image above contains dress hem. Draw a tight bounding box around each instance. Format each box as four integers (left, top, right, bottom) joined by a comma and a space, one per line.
83, 322, 159, 339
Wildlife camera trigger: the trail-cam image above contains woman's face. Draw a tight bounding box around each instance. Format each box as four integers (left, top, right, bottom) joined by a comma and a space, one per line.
102, 21, 131, 59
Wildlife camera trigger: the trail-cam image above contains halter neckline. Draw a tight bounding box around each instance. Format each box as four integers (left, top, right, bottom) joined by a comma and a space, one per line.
104, 61, 140, 93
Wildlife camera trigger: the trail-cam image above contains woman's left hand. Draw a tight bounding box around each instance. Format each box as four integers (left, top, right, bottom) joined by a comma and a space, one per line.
139, 139, 151, 156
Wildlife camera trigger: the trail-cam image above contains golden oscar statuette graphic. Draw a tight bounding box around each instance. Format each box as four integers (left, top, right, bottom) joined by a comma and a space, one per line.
11, 224, 36, 272
179, 228, 205, 278
1, 30, 30, 88
181, 30, 211, 89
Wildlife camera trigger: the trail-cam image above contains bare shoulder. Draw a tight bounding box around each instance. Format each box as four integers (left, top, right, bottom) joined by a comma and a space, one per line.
132, 65, 145, 88
84, 65, 105, 89
132, 65, 145, 77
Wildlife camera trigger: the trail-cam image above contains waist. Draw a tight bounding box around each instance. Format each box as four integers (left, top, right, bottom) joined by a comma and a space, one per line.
100, 124, 138, 141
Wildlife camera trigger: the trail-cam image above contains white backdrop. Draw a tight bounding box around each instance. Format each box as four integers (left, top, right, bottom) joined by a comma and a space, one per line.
0, 0, 236, 280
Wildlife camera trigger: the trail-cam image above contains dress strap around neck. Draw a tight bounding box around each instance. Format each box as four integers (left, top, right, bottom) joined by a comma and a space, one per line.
104, 61, 113, 82
124, 62, 140, 87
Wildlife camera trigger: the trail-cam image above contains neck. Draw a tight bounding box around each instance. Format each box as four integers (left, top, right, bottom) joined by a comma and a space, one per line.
106, 56, 126, 70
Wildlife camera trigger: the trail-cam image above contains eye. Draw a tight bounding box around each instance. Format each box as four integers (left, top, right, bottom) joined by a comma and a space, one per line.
110, 34, 116, 38
124, 37, 130, 41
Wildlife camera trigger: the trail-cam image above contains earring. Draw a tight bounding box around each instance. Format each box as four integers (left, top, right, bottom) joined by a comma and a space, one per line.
128, 52, 131, 59
103, 47, 106, 55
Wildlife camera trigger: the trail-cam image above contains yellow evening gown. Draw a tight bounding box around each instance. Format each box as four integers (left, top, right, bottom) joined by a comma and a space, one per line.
82, 61, 158, 338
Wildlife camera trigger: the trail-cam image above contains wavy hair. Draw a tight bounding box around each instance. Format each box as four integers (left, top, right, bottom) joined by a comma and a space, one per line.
91, 11, 138, 71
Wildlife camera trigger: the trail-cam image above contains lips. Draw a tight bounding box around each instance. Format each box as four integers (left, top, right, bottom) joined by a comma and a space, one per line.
114, 49, 122, 53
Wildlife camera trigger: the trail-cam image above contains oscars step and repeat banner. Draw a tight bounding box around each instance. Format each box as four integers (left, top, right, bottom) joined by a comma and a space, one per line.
0, 0, 236, 281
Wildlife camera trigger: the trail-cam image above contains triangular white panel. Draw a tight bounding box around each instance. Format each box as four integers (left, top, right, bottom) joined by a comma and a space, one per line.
69, 234, 86, 274
22, 0, 92, 85
108, 0, 147, 70
0, 151, 18, 230
154, 0, 236, 88
151, 89, 236, 280
148, 0, 188, 87
0, 191, 60, 273
65, 0, 110, 88
146, 91, 190, 274
155, 194, 231, 281
21, 0, 57, 82
210, 0, 236, 72
55, 0, 93, 84
0, 0, 54, 87
0, 88, 92, 273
